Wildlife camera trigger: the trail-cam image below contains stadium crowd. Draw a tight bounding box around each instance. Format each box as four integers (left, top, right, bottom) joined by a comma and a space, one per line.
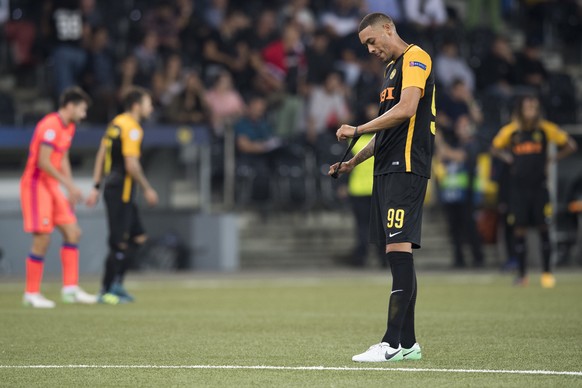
1, 0, 582, 268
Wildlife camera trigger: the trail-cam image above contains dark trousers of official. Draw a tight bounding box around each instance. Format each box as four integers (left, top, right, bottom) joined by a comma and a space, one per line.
350, 195, 385, 267
443, 202, 484, 267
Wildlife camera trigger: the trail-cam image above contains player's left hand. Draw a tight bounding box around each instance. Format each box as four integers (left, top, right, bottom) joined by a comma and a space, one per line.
336, 124, 357, 141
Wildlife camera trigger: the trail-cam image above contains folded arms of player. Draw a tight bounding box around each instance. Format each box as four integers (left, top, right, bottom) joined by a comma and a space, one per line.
38, 144, 83, 205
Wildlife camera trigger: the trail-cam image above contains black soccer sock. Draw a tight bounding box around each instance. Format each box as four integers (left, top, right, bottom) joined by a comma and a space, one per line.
400, 272, 417, 348
381, 251, 415, 348
116, 242, 142, 284
514, 235, 527, 278
540, 230, 551, 273
102, 248, 125, 293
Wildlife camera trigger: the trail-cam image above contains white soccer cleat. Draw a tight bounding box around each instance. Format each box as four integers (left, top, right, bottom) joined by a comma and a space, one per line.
62, 286, 98, 304
23, 293, 56, 308
352, 342, 403, 362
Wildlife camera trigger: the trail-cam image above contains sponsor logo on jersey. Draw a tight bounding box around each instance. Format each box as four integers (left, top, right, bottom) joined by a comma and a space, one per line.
380, 87, 395, 102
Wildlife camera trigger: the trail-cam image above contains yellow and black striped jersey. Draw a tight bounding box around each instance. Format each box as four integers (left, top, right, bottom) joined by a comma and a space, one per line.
102, 113, 144, 202
374, 44, 436, 178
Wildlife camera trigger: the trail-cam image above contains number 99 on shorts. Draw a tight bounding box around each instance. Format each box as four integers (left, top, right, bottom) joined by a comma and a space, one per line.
387, 208, 405, 229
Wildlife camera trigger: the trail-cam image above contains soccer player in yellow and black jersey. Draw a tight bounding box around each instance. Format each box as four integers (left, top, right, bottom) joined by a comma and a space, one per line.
329, 13, 435, 362
86, 87, 159, 303
492, 95, 577, 288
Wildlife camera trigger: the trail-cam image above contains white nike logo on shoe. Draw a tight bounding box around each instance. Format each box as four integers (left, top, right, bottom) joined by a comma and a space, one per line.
389, 231, 403, 238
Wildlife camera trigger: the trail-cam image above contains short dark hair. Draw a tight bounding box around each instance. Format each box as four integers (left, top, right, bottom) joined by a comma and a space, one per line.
122, 87, 150, 112
358, 13, 394, 33
59, 87, 91, 108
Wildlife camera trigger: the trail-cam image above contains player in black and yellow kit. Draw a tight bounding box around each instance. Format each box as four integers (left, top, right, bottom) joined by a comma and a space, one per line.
86, 87, 159, 303
330, 13, 435, 362
492, 95, 577, 288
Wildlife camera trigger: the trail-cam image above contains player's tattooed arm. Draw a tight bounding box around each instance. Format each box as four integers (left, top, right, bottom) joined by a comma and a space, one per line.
350, 135, 376, 167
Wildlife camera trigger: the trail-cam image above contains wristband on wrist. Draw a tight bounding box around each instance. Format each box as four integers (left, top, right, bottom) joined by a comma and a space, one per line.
354, 126, 359, 137
94, 182, 101, 190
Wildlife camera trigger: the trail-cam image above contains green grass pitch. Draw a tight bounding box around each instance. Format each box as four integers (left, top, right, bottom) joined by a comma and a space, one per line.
1, 271, 581, 387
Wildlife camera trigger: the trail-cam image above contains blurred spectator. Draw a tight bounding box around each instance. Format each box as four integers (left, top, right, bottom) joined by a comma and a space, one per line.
320, 0, 360, 38
361, 0, 404, 23
260, 23, 306, 94
204, 0, 229, 30
45, 0, 88, 97
143, 0, 192, 54
435, 40, 475, 92
165, 71, 209, 125
305, 29, 335, 86
133, 31, 162, 88
466, 0, 502, 32
85, 26, 115, 122
259, 23, 307, 140
353, 58, 384, 120
306, 71, 350, 145
249, 8, 279, 52
158, 53, 184, 106
116, 55, 139, 103
80, 0, 102, 28
515, 38, 548, 90
280, 0, 316, 36
403, 0, 447, 28
3, 18, 37, 68
202, 10, 252, 91
476, 36, 517, 94
437, 79, 483, 145
235, 94, 283, 202
436, 115, 485, 268
205, 70, 245, 137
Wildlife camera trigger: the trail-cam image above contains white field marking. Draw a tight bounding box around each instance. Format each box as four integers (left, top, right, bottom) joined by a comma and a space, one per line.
0, 365, 580, 376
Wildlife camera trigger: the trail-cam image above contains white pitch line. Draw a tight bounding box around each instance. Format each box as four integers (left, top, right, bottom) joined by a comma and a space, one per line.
0, 365, 580, 376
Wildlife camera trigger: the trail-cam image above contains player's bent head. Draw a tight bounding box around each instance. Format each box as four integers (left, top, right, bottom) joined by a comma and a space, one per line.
122, 86, 153, 120
358, 13, 394, 33
358, 13, 397, 62
59, 86, 91, 122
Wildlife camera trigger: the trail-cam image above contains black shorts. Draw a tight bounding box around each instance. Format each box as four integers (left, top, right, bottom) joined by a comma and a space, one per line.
370, 172, 428, 249
104, 185, 145, 248
509, 185, 550, 227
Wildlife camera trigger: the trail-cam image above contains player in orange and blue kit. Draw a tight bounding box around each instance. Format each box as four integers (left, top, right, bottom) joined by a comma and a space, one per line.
20, 87, 97, 308
492, 95, 577, 288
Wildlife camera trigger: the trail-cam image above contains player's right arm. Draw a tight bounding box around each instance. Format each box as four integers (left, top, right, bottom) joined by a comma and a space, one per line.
37, 144, 83, 205
490, 123, 515, 164
121, 125, 158, 206
85, 140, 107, 207
124, 156, 158, 206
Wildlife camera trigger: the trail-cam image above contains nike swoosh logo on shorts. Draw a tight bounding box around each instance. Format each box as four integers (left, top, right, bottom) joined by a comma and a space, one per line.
389, 231, 403, 238
385, 350, 401, 360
